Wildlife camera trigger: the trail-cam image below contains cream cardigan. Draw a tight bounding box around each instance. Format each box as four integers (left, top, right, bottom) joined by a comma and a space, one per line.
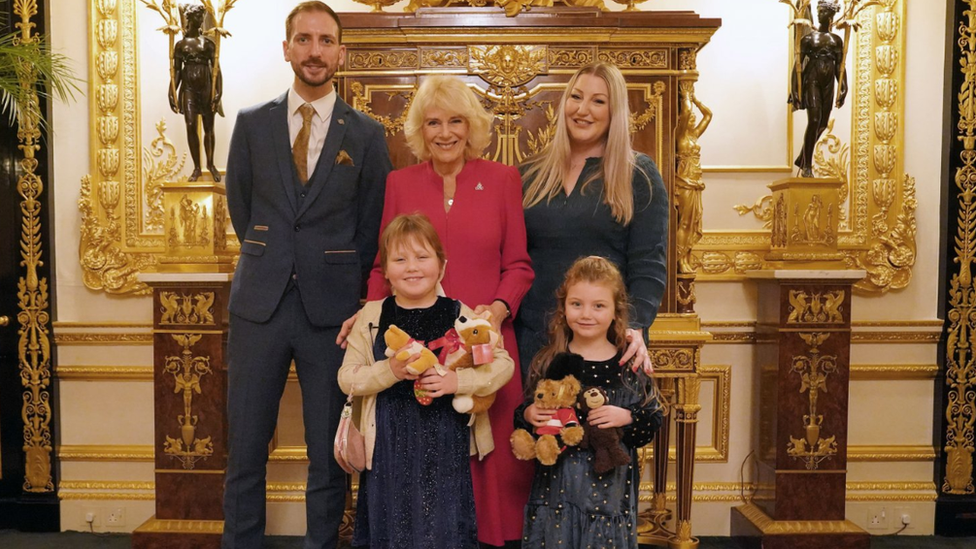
337, 298, 514, 470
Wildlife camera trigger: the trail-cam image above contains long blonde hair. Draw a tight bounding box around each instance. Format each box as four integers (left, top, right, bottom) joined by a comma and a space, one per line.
522, 63, 647, 224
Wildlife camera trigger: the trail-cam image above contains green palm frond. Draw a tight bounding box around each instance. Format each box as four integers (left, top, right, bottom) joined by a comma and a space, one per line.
0, 30, 81, 128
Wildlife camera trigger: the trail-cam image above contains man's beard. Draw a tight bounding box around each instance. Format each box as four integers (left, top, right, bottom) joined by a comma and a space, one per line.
294, 61, 336, 88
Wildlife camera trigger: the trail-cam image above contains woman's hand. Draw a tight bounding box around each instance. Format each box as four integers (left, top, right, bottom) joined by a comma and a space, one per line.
473, 300, 509, 333
335, 310, 360, 349
524, 404, 555, 429
620, 328, 653, 375
389, 349, 421, 381
587, 404, 633, 429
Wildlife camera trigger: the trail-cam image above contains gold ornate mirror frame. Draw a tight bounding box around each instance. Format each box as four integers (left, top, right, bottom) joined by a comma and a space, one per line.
79, 0, 913, 296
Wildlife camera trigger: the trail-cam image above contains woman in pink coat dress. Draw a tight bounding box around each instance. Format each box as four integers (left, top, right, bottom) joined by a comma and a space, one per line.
367, 74, 534, 547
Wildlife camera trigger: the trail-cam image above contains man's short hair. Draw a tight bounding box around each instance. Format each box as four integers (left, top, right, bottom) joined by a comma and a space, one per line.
285, 1, 342, 43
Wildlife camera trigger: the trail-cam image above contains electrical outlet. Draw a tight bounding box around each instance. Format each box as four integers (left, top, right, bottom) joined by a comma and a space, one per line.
867, 506, 888, 529
894, 506, 914, 530
105, 506, 125, 526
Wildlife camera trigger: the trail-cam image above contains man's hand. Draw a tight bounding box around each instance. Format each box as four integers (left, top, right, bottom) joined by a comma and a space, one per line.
335, 310, 361, 349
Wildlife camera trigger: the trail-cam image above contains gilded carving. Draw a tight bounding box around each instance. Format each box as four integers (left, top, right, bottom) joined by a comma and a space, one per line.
81, 0, 157, 294
678, 48, 697, 70
733, 195, 774, 229
159, 291, 216, 325
674, 81, 711, 274
12, 0, 53, 493
548, 47, 593, 68
53, 332, 152, 345
630, 81, 664, 134
787, 290, 845, 324
847, 174, 916, 292
469, 44, 547, 89
812, 120, 850, 226
649, 349, 695, 372
350, 81, 414, 137
162, 333, 214, 469
944, 3, 976, 496
421, 48, 468, 68
598, 49, 667, 69
168, 194, 212, 249
469, 44, 548, 165
142, 120, 186, 232
787, 333, 838, 470
348, 50, 419, 70
790, 194, 835, 246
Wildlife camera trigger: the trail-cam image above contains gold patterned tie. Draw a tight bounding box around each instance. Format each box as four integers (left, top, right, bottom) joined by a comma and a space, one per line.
293, 103, 315, 184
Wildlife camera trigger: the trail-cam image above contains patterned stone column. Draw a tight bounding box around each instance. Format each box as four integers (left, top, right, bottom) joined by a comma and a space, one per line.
732, 270, 868, 549
132, 273, 231, 548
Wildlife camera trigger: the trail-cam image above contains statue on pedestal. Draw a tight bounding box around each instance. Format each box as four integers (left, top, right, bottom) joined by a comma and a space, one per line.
170, 3, 223, 182
790, 0, 847, 178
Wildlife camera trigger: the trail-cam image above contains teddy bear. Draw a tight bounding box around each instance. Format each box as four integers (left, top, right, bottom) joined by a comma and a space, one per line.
437, 314, 500, 415
578, 386, 632, 474
384, 324, 439, 375
510, 353, 586, 466
384, 324, 441, 405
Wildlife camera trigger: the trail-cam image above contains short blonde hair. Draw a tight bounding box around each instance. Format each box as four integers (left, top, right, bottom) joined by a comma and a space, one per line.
404, 75, 493, 161
378, 213, 446, 274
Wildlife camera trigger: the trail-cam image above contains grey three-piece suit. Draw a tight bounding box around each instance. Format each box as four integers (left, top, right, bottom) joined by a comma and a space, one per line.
223, 91, 392, 549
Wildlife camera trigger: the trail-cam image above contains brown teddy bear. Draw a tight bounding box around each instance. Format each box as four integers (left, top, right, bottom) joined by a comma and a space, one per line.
578, 386, 632, 474
439, 314, 500, 415
510, 354, 586, 466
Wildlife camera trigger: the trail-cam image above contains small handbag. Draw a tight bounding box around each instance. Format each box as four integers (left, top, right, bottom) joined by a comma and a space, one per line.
334, 392, 365, 474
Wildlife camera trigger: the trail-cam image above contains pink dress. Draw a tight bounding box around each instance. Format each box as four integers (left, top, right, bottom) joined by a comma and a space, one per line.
367, 158, 535, 545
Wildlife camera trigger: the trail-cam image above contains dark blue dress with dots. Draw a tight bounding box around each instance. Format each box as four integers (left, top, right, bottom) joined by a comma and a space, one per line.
515, 353, 663, 549
352, 296, 478, 549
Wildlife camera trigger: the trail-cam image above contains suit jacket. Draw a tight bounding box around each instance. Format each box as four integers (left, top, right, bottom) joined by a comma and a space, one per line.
226, 92, 392, 327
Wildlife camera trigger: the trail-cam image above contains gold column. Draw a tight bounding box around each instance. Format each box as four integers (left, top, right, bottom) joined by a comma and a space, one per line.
12, 0, 55, 496
637, 315, 710, 549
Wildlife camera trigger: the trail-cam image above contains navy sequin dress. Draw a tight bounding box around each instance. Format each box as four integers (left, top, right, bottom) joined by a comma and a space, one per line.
352, 297, 478, 549
516, 353, 663, 549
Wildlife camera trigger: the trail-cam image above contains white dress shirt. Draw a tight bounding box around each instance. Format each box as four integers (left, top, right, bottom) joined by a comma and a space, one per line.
287, 87, 337, 179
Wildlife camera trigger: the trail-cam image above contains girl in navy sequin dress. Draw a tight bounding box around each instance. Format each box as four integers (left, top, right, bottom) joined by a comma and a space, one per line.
516, 256, 663, 548
338, 213, 514, 549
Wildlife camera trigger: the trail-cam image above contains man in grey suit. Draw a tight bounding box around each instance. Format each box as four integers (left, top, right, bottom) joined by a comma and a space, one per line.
222, 2, 392, 547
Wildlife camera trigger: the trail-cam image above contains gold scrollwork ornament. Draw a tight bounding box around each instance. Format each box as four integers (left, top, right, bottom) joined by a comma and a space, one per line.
162, 333, 214, 469
12, 0, 53, 493
787, 333, 839, 470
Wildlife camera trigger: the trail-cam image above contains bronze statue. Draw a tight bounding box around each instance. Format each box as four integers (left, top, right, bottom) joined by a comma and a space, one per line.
674, 81, 712, 274
170, 3, 223, 182
790, 0, 847, 178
